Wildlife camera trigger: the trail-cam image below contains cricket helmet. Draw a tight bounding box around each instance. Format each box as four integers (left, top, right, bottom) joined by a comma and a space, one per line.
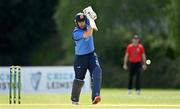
75, 13, 87, 22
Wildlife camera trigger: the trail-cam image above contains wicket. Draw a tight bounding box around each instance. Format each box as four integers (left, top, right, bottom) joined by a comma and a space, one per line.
9, 66, 21, 104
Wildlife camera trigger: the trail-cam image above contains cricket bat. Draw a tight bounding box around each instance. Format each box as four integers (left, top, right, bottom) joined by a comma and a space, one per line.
83, 6, 98, 31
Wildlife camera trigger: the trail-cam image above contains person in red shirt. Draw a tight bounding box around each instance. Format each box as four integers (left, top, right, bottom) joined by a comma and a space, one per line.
123, 34, 147, 95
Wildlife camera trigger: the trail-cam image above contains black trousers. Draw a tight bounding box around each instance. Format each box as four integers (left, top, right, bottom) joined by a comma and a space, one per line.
128, 62, 142, 90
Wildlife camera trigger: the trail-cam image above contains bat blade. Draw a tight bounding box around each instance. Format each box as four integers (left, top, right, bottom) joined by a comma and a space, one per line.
88, 17, 98, 31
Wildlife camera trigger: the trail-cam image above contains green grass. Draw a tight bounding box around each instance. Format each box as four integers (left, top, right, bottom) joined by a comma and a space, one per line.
0, 89, 180, 109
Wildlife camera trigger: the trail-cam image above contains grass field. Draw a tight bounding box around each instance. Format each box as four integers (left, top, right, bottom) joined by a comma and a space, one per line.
0, 89, 180, 109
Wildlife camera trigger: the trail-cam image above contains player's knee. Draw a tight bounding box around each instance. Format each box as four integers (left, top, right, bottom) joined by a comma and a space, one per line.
93, 66, 102, 79
73, 79, 84, 87
75, 75, 85, 80
96, 66, 102, 74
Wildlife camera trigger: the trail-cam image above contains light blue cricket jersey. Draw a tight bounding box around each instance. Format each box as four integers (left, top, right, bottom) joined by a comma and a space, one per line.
72, 27, 95, 55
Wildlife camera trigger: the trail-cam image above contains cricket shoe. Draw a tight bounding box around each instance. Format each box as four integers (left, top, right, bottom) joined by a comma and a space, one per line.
72, 101, 79, 105
92, 96, 101, 104
136, 90, 141, 95
128, 90, 132, 95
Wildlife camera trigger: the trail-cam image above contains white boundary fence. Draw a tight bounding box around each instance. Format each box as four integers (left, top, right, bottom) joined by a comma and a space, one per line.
0, 66, 91, 93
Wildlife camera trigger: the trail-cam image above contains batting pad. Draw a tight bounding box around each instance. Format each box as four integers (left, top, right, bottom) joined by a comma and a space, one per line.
71, 79, 84, 102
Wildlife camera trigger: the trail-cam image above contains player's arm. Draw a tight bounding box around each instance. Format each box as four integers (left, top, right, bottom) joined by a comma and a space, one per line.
73, 24, 93, 40
142, 53, 147, 70
141, 45, 147, 70
123, 53, 129, 70
83, 27, 93, 38
142, 53, 146, 65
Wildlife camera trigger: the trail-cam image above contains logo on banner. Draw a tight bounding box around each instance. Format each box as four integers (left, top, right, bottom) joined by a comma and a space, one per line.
31, 72, 42, 90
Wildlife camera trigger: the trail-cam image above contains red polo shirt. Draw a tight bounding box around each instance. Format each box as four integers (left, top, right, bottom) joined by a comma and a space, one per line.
126, 44, 145, 63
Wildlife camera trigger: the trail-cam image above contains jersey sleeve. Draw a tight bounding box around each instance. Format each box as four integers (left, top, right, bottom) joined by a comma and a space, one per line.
72, 30, 84, 41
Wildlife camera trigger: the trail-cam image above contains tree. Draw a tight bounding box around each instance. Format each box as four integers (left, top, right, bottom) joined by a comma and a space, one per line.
0, 0, 59, 65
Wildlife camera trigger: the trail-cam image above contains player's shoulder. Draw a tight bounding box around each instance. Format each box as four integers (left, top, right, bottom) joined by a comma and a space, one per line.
72, 27, 81, 36
127, 44, 133, 48
73, 27, 84, 33
73, 27, 79, 33
138, 44, 144, 48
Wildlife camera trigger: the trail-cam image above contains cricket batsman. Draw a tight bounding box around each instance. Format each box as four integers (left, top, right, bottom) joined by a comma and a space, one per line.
123, 34, 147, 95
71, 7, 102, 105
